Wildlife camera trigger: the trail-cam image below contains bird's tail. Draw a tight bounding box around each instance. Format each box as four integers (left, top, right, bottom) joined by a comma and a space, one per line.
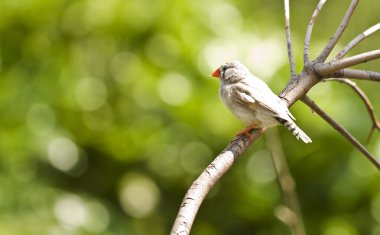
276, 117, 312, 144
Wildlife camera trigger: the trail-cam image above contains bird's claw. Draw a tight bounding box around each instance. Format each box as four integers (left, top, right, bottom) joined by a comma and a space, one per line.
236, 125, 256, 139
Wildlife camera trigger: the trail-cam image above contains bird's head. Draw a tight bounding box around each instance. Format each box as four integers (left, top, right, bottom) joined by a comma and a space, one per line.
210, 61, 248, 83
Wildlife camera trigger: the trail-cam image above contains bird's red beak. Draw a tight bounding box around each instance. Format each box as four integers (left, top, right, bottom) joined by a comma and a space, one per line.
210, 68, 221, 78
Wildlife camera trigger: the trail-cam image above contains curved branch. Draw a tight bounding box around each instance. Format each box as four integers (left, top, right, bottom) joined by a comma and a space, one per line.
316, 0, 359, 62
171, 68, 320, 235
301, 95, 380, 170
314, 50, 380, 75
172, 67, 321, 235
324, 78, 380, 142
171, 1, 380, 234
304, 0, 327, 64
284, 0, 296, 77
326, 68, 380, 82
170, 130, 262, 235
335, 23, 380, 60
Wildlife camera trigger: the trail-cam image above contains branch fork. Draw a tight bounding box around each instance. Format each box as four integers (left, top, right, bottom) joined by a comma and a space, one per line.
171, 1, 380, 234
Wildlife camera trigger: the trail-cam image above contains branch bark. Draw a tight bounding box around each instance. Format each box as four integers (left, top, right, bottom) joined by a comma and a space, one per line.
171, 65, 319, 234
324, 78, 380, 142
316, 0, 359, 62
325, 68, 380, 82
284, 0, 296, 77
314, 50, 380, 75
171, 1, 380, 234
304, 0, 327, 63
170, 130, 262, 235
335, 23, 380, 60
301, 95, 380, 170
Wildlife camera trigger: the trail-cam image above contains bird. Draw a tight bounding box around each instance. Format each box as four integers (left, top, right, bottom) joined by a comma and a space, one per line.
211, 61, 312, 143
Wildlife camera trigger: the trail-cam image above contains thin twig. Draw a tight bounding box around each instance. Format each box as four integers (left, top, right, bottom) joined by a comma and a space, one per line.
284, 0, 296, 77
314, 49, 380, 75
301, 95, 380, 171
316, 0, 359, 62
335, 23, 380, 60
326, 68, 380, 82
324, 78, 380, 143
265, 129, 306, 235
304, 0, 327, 64
170, 130, 262, 235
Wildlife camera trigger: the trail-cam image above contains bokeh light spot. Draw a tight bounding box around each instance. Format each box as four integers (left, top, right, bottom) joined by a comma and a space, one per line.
124, 0, 165, 30
322, 218, 357, 235
371, 193, 380, 223
209, 3, 242, 37
84, 0, 116, 29
54, 194, 86, 228
323, 227, 352, 235
132, 78, 160, 109
75, 77, 107, 111
180, 142, 212, 174
47, 137, 80, 172
119, 173, 160, 218
200, 39, 239, 74
145, 34, 180, 67
200, 35, 286, 79
53, 194, 109, 232
83, 201, 110, 233
111, 52, 142, 84
158, 73, 192, 106
245, 37, 286, 78
246, 150, 276, 184
26, 103, 56, 136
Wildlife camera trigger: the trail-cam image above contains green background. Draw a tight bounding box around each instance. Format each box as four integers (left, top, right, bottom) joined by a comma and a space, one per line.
0, 0, 379, 234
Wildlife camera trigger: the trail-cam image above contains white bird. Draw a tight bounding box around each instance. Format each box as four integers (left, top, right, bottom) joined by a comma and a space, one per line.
211, 61, 312, 143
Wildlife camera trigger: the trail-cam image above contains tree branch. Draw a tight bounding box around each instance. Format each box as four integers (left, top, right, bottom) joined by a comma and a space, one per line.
335, 23, 380, 60
301, 95, 380, 170
316, 0, 359, 62
314, 50, 380, 75
326, 68, 380, 82
265, 129, 306, 235
304, 0, 327, 64
324, 78, 380, 143
171, 67, 319, 234
284, 0, 296, 77
171, 1, 380, 234
170, 130, 262, 235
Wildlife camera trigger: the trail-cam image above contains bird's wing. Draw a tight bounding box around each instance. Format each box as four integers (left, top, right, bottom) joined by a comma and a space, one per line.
231, 85, 256, 104
234, 80, 288, 118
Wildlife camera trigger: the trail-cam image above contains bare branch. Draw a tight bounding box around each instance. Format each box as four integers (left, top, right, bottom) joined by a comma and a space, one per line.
324, 78, 380, 143
265, 129, 306, 235
367, 125, 379, 145
170, 130, 262, 235
301, 95, 380, 170
284, 0, 296, 77
335, 23, 380, 60
172, 2, 380, 234
304, 0, 327, 64
314, 49, 380, 75
316, 0, 359, 62
326, 68, 380, 82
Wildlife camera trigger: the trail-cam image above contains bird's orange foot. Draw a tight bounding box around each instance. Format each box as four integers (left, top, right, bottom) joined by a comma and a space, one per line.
236, 125, 257, 139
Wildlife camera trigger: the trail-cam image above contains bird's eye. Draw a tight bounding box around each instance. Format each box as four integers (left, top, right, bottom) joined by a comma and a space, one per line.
219, 66, 228, 79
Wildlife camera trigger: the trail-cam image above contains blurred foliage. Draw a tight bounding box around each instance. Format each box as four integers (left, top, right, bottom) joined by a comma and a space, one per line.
0, 0, 379, 234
